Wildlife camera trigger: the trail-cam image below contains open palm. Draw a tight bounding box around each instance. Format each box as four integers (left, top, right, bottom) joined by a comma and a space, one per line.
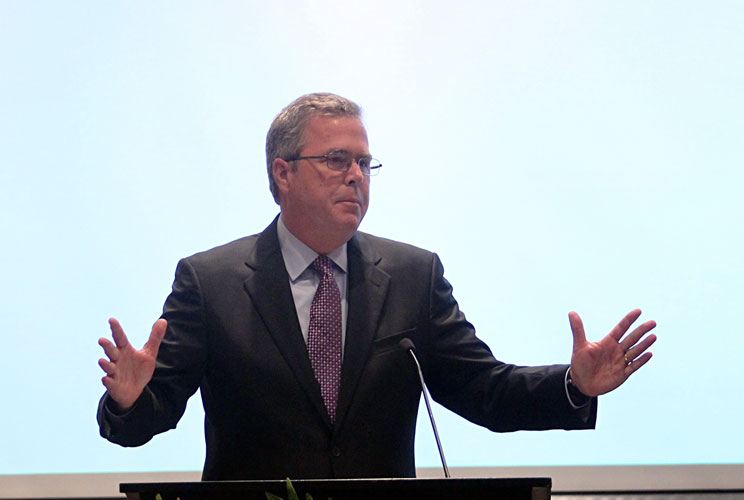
98, 317, 167, 411
569, 309, 657, 397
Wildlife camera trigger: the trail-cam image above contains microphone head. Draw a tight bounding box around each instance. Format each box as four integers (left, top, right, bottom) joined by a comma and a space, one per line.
399, 337, 415, 352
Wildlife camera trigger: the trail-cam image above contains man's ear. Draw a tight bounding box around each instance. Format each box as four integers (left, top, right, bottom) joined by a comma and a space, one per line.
272, 158, 291, 195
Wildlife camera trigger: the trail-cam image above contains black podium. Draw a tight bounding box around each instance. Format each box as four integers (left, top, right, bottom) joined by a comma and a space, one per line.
121, 477, 551, 500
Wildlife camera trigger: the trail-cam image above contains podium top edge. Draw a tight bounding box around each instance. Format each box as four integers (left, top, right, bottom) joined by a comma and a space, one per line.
121, 477, 552, 492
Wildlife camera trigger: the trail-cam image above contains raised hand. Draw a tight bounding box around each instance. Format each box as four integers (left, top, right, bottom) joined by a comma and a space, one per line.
569, 309, 657, 397
98, 317, 167, 411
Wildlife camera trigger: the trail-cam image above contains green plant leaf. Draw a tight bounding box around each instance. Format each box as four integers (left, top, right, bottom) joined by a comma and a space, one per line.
265, 492, 284, 500
286, 478, 300, 500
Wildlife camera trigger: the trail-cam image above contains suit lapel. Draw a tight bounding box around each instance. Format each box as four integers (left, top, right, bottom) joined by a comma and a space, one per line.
335, 232, 390, 428
242, 217, 330, 425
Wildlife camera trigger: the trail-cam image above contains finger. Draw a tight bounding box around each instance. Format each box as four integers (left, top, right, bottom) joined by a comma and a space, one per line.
98, 358, 116, 376
608, 309, 642, 341
624, 333, 657, 361
109, 318, 131, 349
619, 320, 657, 351
625, 351, 653, 376
98, 337, 120, 362
568, 311, 587, 351
143, 319, 167, 357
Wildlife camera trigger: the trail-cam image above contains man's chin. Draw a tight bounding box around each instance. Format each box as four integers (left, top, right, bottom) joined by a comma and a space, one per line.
335, 203, 364, 220
334, 212, 364, 234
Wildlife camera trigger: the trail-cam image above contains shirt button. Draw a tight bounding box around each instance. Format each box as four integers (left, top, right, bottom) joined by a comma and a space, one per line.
331, 446, 342, 457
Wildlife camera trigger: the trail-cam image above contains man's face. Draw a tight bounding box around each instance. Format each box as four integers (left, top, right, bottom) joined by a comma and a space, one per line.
275, 114, 370, 251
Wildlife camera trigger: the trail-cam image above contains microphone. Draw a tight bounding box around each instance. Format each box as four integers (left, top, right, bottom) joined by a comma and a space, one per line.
399, 338, 450, 478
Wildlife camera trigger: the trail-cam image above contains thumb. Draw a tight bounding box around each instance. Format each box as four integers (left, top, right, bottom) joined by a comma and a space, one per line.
143, 319, 167, 357
568, 311, 587, 352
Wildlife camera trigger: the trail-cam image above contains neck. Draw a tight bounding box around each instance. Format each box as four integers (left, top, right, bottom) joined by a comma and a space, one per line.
280, 213, 354, 255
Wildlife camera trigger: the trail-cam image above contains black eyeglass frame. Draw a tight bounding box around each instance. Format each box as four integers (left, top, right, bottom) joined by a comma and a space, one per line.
284, 150, 382, 176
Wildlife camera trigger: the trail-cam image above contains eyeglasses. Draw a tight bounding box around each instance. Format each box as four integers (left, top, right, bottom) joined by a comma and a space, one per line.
285, 150, 382, 176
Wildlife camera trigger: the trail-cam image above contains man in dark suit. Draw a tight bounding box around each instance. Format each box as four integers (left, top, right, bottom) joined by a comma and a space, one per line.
97, 93, 657, 480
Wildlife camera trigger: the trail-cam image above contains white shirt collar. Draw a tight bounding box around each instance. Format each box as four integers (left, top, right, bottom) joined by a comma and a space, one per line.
277, 215, 348, 282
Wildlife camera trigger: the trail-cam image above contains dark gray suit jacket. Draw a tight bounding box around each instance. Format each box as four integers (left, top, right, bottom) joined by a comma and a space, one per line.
98, 217, 596, 480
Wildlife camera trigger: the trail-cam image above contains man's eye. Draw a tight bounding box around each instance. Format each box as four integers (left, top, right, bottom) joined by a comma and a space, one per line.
328, 154, 349, 168
357, 157, 371, 169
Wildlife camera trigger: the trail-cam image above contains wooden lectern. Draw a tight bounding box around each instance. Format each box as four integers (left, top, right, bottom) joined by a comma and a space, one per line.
121, 477, 551, 500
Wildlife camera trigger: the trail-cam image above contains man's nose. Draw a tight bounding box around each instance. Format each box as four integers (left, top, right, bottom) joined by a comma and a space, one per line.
345, 160, 365, 184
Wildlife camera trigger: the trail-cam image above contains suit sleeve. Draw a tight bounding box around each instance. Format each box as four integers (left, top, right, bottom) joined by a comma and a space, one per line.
418, 253, 597, 432
97, 258, 208, 446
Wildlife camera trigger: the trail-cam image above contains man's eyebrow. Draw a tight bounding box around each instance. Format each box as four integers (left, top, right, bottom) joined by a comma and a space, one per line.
326, 149, 372, 158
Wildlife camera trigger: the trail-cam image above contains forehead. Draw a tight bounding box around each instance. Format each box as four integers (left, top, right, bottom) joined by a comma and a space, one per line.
301, 115, 369, 152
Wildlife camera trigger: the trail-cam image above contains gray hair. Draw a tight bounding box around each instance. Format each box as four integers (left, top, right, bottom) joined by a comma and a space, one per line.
266, 92, 363, 203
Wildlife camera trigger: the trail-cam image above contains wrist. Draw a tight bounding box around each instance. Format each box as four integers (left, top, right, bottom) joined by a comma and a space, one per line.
565, 367, 591, 407
106, 393, 138, 415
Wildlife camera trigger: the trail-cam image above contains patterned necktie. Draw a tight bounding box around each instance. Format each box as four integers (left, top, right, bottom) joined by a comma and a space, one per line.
307, 255, 342, 423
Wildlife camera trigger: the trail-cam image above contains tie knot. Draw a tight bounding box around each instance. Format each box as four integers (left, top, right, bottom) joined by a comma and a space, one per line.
312, 255, 334, 279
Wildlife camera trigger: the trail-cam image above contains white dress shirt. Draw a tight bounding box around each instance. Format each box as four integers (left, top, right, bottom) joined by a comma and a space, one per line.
276, 215, 348, 355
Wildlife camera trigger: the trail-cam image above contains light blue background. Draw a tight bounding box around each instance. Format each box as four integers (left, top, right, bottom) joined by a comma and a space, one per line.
1, 0, 741, 475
